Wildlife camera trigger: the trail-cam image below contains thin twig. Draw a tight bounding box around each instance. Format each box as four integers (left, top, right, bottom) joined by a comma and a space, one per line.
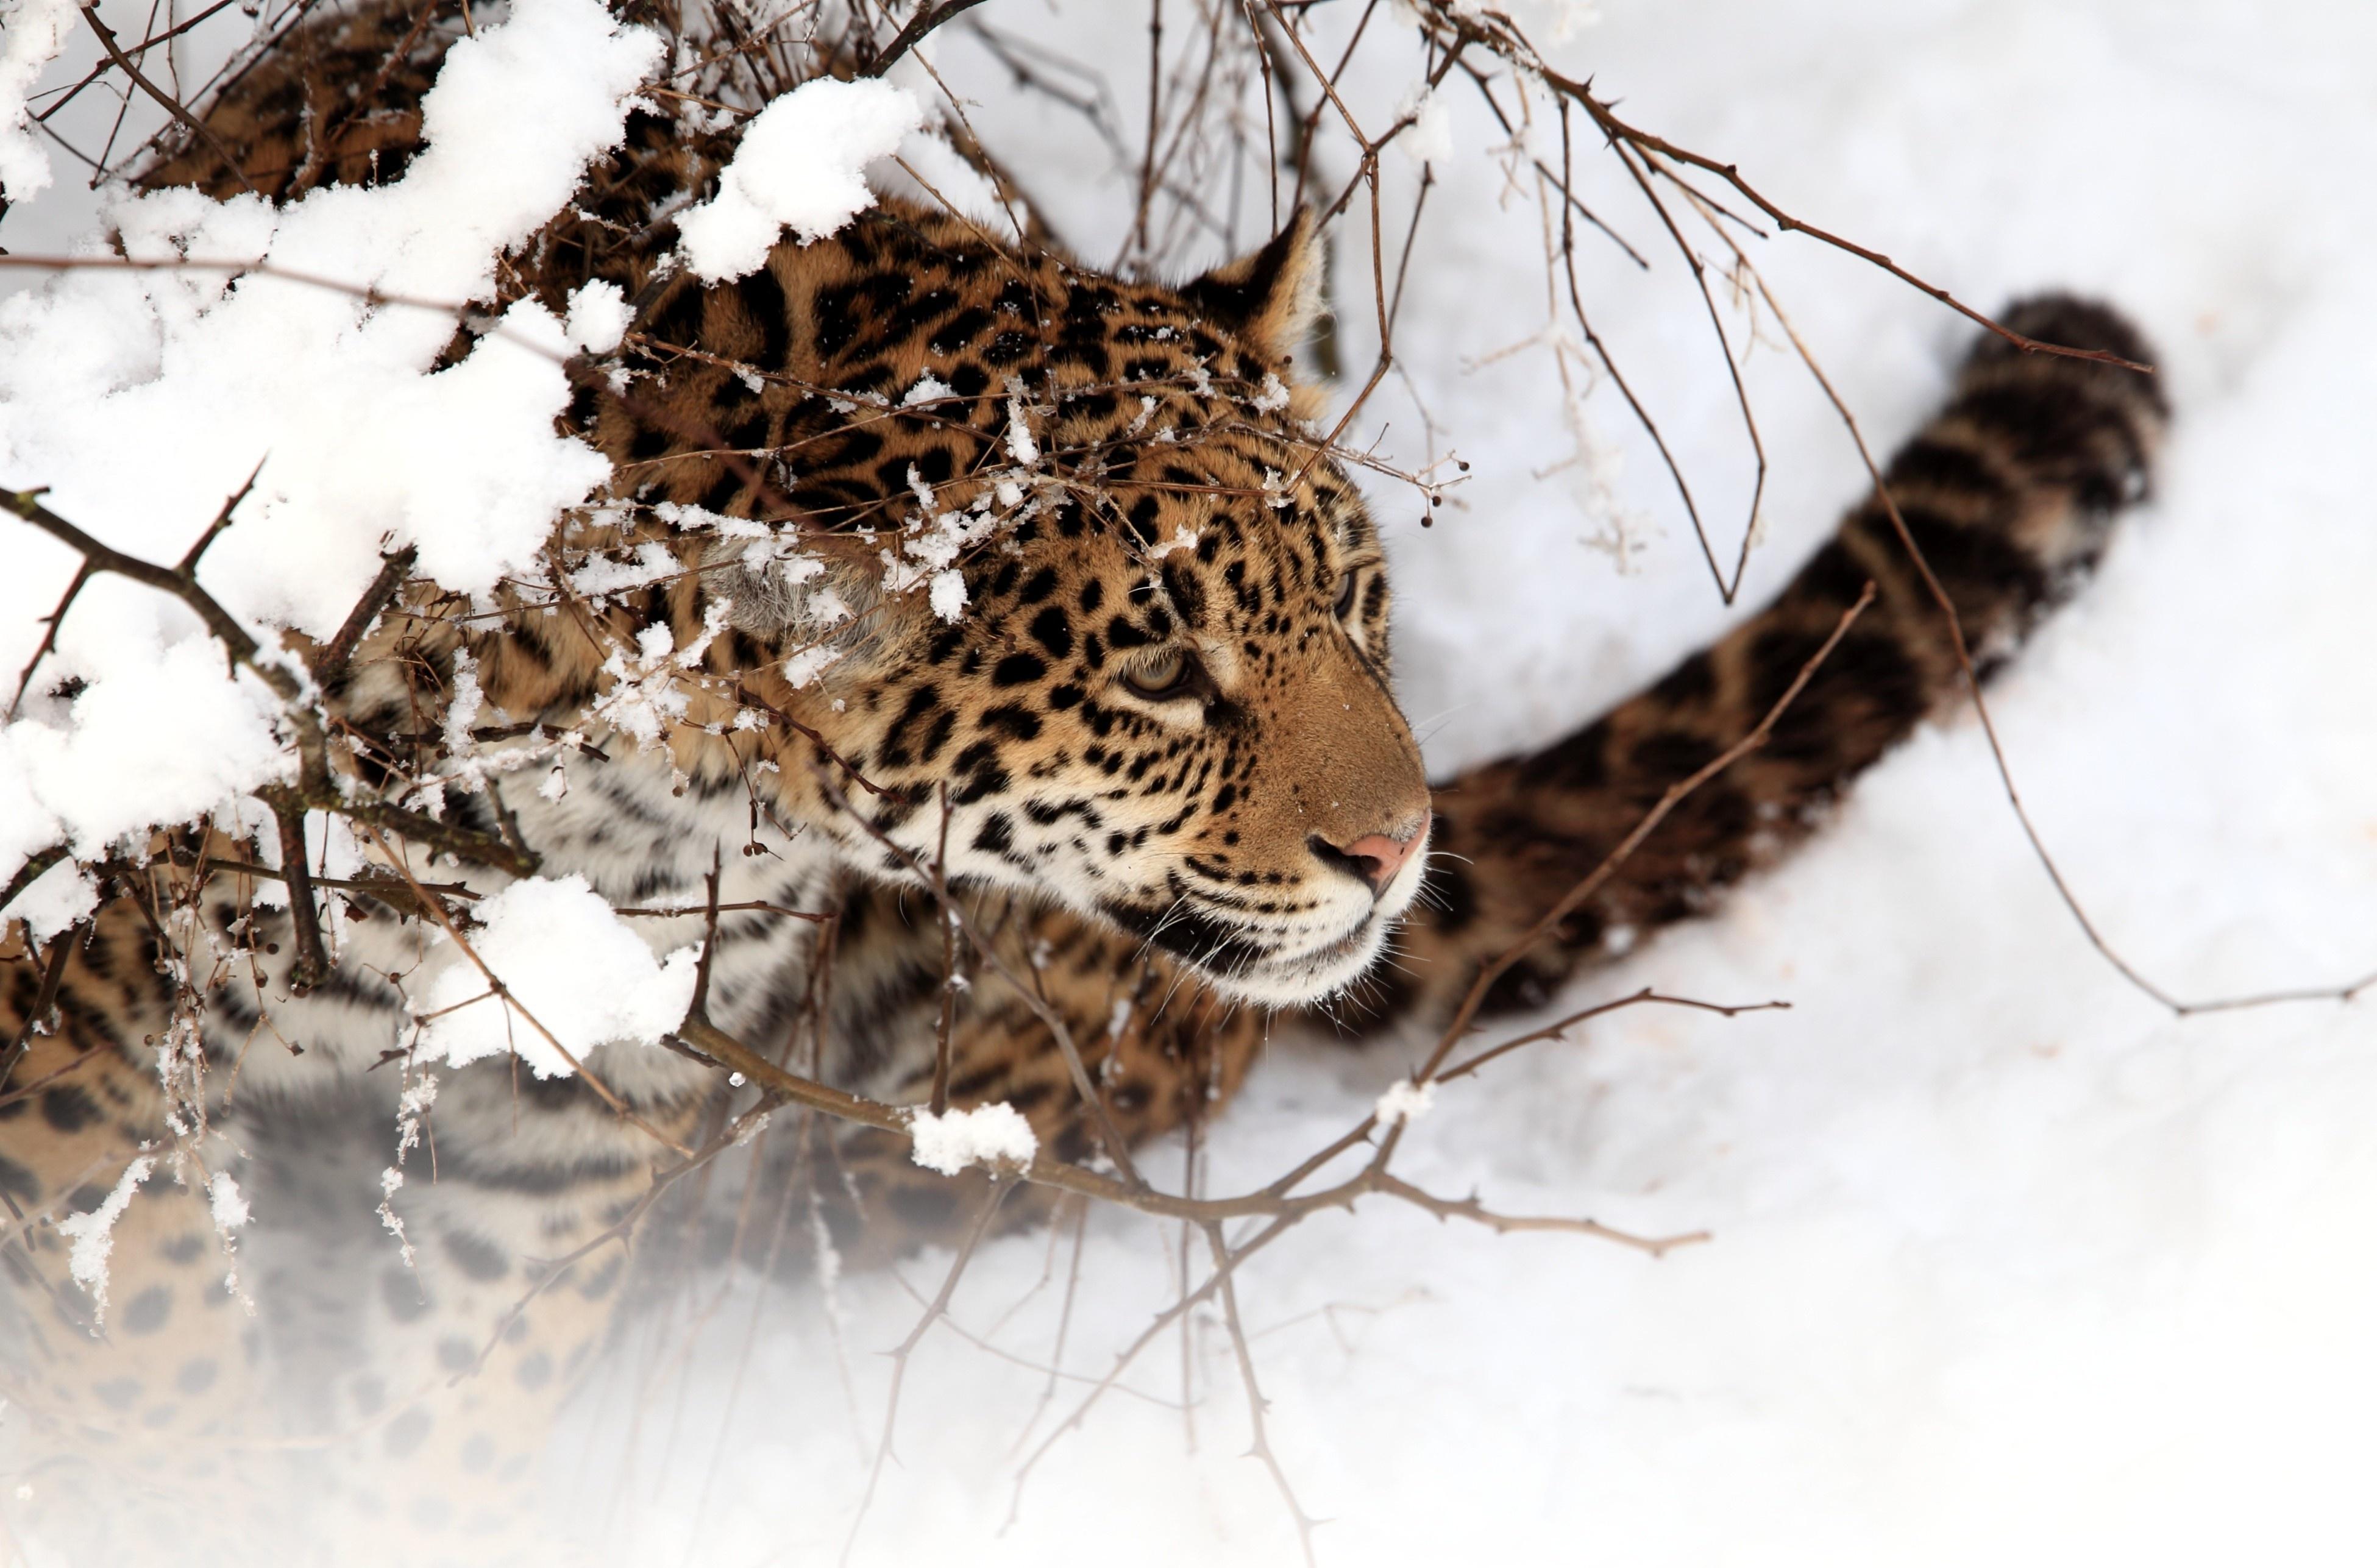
838, 1179, 1010, 1567
78, 2, 262, 198
1204, 1221, 1321, 1567
1418, 582, 1878, 1084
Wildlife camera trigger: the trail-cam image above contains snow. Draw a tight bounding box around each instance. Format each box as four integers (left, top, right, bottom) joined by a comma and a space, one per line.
929, 567, 969, 622
5, 0, 2377, 1563
563, 277, 633, 353
2, 634, 291, 860
1373, 1077, 1435, 1127
205, 1170, 249, 1232
675, 76, 923, 281
411, 873, 700, 1078
1394, 87, 1452, 169
549, 4, 2377, 1566
7, 856, 91, 943
52, 1154, 154, 1326
1002, 378, 1040, 465
908, 1102, 1041, 1177
0, 0, 74, 199
0, 0, 662, 905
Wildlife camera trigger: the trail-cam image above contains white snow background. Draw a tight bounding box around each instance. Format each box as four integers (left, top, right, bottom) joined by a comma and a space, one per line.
7, 0, 2377, 1564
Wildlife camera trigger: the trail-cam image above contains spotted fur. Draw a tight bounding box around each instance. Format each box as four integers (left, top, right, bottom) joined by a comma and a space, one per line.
1, 3, 2167, 1559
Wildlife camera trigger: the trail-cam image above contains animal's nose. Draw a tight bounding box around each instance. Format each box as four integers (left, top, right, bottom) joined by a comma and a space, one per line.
1309, 827, 1426, 896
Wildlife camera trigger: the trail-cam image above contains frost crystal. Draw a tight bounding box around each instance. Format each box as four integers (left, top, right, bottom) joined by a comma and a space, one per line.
441, 644, 486, 768
1146, 525, 1202, 561
377, 1166, 415, 1269
908, 1102, 1039, 1176
1396, 87, 1454, 168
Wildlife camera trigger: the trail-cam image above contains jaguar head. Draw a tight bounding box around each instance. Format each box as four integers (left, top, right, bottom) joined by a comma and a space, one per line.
758, 210, 1432, 1006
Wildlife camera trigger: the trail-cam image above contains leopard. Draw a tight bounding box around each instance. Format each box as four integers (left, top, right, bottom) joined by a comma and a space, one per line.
0, 1, 2167, 1561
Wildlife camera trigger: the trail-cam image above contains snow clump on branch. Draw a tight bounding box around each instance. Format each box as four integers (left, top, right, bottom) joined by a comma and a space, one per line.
676, 76, 923, 282
908, 1102, 1040, 1177
0, 0, 666, 904
410, 874, 701, 1078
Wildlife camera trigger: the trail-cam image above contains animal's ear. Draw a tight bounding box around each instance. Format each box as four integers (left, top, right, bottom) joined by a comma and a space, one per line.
1181, 207, 1322, 361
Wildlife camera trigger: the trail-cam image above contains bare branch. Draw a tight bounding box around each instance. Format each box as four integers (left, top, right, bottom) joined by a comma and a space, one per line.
839, 1179, 1011, 1566
78, 2, 262, 199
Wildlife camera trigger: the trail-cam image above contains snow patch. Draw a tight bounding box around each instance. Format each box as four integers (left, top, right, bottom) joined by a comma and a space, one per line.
411, 874, 700, 1078
7, 855, 93, 942
1374, 1077, 1436, 1127
0, 0, 74, 199
205, 1171, 250, 1233
675, 77, 922, 282
908, 1102, 1039, 1176
54, 1154, 155, 1327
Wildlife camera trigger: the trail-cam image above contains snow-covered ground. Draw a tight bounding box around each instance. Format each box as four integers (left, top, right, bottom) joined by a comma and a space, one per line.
10, 0, 2377, 1563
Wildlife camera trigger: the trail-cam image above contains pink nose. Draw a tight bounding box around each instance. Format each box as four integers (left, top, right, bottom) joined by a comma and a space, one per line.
1320, 829, 1426, 895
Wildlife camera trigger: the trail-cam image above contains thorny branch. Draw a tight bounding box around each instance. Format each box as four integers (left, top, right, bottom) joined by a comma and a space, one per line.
839, 1181, 1011, 1566
77, 2, 261, 199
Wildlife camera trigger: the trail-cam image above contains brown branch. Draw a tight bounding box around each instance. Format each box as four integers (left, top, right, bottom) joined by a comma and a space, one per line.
1435, 986, 1791, 1087
1413, 2, 2150, 373
810, 768, 1148, 1188
32, 0, 244, 127
266, 793, 330, 993
1009, 1213, 1298, 1528
1129, 0, 1164, 264
0, 931, 77, 1092
313, 546, 416, 683
929, 782, 957, 1116
1204, 1221, 1321, 1567
611, 899, 824, 921
8, 561, 93, 721
1547, 104, 1718, 598
1375, 1173, 1710, 1254
672, 1007, 1707, 1236
177, 458, 267, 575
1, 486, 290, 698
79, 4, 262, 199
864, 0, 991, 76
1604, 127, 1766, 605
197, 857, 480, 909
3, 492, 533, 878
839, 1179, 1010, 1567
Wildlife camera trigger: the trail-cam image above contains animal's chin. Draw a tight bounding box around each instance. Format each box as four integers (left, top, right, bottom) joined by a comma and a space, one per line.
1197, 913, 1391, 1007
1093, 855, 1426, 1009
1089, 896, 1386, 1007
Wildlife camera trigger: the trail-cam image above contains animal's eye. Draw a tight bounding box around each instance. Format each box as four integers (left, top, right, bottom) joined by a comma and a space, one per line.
1122, 648, 1194, 701
1333, 569, 1360, 620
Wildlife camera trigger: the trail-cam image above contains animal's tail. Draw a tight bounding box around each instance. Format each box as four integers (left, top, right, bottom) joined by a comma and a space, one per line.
1354, 298, 2169, 1027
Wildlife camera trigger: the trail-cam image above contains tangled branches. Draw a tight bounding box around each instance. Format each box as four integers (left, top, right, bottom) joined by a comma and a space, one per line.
5, 2, 2373, 1563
